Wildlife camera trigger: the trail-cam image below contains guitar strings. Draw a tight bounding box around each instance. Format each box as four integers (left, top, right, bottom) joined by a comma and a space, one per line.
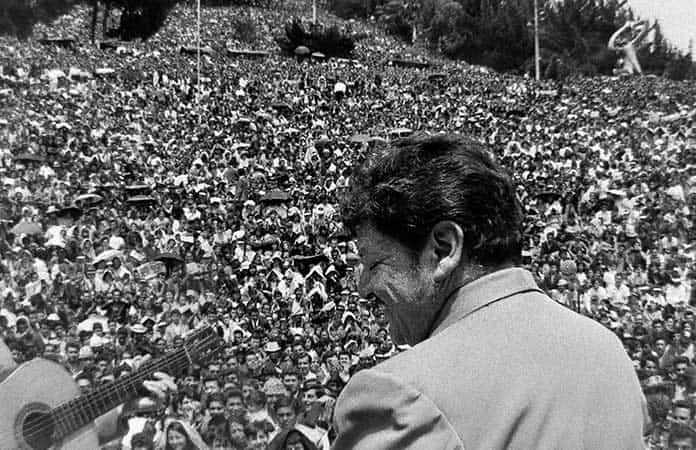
21, 338, 213, 440
21, 350, 193, 440
23, 329, 217, 439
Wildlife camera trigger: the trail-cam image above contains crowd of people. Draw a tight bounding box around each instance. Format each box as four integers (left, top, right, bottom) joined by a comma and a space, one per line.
1, 2, 696, 449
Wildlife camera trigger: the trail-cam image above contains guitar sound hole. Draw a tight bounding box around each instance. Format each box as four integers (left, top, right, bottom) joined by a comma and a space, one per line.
22, 411, 55, 450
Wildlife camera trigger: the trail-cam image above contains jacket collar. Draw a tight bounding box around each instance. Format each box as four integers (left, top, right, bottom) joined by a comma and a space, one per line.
429, 267, 541, 337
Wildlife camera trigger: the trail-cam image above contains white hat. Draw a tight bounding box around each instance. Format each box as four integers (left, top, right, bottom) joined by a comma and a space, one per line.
79, 346, 95, 359
130, 324, 147, 334
264, 341, 281, 353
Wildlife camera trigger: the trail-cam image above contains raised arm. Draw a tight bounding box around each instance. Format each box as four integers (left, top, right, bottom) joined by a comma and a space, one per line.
608, 22, 632, 51
631, 21, 654, 47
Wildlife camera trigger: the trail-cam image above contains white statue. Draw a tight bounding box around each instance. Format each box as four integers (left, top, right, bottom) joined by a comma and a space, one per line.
607, 20, 655, 76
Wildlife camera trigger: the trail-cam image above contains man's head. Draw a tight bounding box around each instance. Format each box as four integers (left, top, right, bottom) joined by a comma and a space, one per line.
296, 353, 311, 376
274, 396, 299, 429
225, 389, 246, 416
206, 393, 226, 419
342, 135, 521, 345
282, 370, 301, 395
674, 356, 690, 377
669, 424, 696, 450
672, 400, 693, 426
203, 376, 220, 395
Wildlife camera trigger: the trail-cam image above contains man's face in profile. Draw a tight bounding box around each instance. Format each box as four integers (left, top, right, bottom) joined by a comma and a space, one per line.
355, 223, 439, 346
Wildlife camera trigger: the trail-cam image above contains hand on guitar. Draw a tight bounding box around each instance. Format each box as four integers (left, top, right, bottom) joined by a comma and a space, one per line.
97, 355, 177, 445
122, 355, 178, 415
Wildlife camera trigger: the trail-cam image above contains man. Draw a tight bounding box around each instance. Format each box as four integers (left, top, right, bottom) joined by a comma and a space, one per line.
669, 425, 696, 450
164, 309, 189, 343
332, 135, 644, 449
670, 399, 694, 427
282, 368, 302, 399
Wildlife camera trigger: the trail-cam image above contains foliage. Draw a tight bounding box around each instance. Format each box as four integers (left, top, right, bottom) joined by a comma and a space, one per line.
382, 11, 413, 43
539, 0, 693, 79
275, 18, 356, 57
329, 0, 374, 19
202, 0, 273, 7
424, 0, 534, 73
328, 0, 694, 79
0, 0, 79, 40
663, 52, 695, 81
230, 16, 259, 43
107, 0, 179, 40
376, 0, 416, 43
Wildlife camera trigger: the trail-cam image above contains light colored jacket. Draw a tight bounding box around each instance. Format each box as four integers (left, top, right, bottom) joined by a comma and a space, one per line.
332, 268, 645, 449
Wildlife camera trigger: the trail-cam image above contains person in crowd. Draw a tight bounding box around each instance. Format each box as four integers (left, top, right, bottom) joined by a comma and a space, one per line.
156, 419, 209, 450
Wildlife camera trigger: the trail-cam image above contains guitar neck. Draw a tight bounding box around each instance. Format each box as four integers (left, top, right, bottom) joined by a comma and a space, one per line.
50, 348, 190, 439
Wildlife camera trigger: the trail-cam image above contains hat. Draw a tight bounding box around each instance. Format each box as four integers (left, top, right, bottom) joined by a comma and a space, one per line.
130, 324, 147, 334
264, 341, 281, 353
78, 346, 94, 360
262, 377, 288, 396
321, 301, 336, 313
301, 379, 322, 392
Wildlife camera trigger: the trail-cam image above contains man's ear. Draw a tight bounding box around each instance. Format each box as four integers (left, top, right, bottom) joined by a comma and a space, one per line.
425, 221, 464, 283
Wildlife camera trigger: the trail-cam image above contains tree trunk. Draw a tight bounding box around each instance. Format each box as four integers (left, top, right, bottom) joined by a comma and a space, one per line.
90, 0, 99, 43
102, 2, 109, 39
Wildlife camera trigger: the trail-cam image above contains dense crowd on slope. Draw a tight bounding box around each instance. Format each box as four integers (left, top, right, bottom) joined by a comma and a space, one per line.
1, 3, 696, 449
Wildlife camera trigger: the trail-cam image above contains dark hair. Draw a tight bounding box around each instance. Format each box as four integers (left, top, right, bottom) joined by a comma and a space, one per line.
274, 395, 300, 414
669, 424, 696, 446
225, 388, 244, 400
130, 431, 154, 449
295, 352, 311, 364
341, 134, 522, 265
244, 419, 273, 438
282, 367, 299, 377
165, 422, 193, 450
206, 392, 225, 408
674, 356, 691, 367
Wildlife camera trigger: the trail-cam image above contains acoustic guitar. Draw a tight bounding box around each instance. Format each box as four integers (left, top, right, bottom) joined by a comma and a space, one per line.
0, 326, 222, 449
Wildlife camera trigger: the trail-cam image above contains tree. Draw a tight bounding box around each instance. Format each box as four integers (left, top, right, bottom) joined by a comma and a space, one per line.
539, 0, 693, 78
420, 0, 534, 73
90, 0, 99, 43
107, 0, 180, 40
275, 18, 357, 57
0, 0, 79, 40
406, 0, 692, 78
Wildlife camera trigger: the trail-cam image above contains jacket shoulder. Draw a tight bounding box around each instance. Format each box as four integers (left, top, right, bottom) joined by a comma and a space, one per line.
333, 366, 465, 450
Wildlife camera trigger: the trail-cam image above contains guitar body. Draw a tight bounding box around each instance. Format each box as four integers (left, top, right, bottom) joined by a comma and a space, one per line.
0, 358, 99, 450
